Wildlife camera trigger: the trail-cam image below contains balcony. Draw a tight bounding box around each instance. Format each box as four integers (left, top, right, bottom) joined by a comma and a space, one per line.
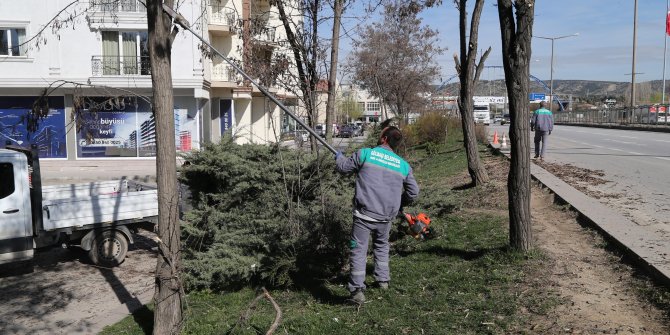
252, 26, 276, 44
211, 64, 237, 88
90, 0, 143, 13
209, 6, 237, 36
91, 55, 151, 77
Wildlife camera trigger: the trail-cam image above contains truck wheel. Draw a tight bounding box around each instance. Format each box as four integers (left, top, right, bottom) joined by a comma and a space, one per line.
89, 230, 129, 267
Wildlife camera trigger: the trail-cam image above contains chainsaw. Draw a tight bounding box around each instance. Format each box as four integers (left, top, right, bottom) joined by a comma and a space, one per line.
399, 211, 434, 241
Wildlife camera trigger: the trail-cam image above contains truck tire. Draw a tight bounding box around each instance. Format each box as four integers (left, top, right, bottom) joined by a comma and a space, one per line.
89, 230, 129, 267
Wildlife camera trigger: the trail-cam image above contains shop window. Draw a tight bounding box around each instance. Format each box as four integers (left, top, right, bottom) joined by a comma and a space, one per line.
0, 163, 15, 199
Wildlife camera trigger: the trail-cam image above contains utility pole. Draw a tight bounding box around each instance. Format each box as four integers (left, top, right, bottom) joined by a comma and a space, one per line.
631, 0, 639, 110
663, 0, 669, 104
533, 33, 579, 112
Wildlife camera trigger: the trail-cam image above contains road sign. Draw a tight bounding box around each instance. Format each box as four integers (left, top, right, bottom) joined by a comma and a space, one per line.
529, 93, 546, 101
650, 106, 657, 113
660, 106, 666, 113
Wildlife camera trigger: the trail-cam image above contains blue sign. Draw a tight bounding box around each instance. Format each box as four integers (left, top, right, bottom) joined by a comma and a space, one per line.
220, 99, 232, 134
529, 93, 546, 101
0, 97, 67, 159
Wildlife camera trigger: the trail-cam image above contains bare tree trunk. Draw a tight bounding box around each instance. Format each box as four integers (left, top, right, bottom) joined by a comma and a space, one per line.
455, 0, 490, 186
147, 1, 183, 333
497, 0, 535, 251
325, 0, 343, 143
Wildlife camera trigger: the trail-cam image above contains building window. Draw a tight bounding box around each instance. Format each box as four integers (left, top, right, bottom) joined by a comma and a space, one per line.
367, 102, 380, 112
0, 28, 26, 57
93, 31, 149, 76
357, 102, 365, 111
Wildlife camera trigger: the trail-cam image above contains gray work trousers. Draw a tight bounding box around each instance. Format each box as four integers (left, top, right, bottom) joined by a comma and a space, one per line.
534, 131, 550, 158
348, 216, 391, 292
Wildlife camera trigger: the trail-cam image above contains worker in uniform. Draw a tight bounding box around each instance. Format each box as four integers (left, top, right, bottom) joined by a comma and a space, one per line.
335, 126, 419, 304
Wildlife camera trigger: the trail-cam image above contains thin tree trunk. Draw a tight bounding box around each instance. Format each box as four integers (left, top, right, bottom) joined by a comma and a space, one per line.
456, 0, 489, 186
497, 0, 535, 251
147, 1, 183, 333
325, 0, 343, 143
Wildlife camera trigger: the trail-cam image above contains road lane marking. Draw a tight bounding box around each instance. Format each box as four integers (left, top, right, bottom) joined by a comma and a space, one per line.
652, 139, 670, 143
656, 157, 670, 161
605, 139, 638, 145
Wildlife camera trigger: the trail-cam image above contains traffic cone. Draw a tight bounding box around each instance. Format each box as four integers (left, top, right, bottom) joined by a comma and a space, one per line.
492, 131, 499, 145
501, 133, 508, 148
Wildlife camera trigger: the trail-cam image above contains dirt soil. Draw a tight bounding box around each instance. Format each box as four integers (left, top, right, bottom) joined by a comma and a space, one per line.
0, 230, 156, 334
480, 154, 669, 334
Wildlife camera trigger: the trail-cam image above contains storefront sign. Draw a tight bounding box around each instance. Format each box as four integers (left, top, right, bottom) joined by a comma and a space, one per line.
0, 97, 67, 159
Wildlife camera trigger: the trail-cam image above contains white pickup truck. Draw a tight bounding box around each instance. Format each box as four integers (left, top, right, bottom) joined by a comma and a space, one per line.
0, 145, 158, 267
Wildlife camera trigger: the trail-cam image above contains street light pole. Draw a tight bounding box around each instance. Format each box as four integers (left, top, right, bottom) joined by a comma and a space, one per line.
631, 0, 639, 110
533, 33, 579, 112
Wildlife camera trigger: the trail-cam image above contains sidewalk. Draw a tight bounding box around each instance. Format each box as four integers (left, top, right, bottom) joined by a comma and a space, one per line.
491, 141, 670, 287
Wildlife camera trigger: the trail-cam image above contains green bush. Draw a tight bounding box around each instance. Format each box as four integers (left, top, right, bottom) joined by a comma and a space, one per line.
179, 136, 353, 291
412, 112, 450, 145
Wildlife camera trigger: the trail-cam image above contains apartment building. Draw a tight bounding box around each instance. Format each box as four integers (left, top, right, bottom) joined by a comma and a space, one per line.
0, 0, 300, 161
339, 83, 387, 124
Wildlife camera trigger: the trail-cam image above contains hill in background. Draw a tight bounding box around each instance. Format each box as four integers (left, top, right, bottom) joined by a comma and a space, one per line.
436, 79, 668, 105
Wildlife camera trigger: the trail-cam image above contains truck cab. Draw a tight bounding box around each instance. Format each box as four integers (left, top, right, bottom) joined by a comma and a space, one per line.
473, 103, 491, 125
0, 149, 34, 263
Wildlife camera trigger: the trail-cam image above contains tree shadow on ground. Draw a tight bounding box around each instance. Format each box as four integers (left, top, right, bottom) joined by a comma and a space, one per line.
395, 245, 508, 261
452, 182, 476, 191
121, 305, 154, 335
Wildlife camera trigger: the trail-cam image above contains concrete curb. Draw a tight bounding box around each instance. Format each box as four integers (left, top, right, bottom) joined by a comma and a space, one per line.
490, 144, 670, 287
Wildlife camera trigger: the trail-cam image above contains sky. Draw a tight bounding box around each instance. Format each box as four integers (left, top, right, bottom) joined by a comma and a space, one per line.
337, 0, 670, 84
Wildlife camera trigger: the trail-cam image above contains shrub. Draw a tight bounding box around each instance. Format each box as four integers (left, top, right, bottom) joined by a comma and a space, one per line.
413, 112, 450, 145
179, 136, 353, 291
474, 124, 489, 144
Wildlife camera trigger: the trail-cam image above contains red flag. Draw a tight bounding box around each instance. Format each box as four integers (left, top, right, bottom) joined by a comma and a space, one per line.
666, 11, 670, 36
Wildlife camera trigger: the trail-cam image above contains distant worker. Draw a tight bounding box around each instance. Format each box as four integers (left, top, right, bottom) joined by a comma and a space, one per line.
531, 101, 554, 160
335, 126, 419, 304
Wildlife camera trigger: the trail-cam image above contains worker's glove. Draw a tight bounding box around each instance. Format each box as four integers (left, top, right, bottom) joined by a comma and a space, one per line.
335, 151, 344, 160
530, 127, 535, 132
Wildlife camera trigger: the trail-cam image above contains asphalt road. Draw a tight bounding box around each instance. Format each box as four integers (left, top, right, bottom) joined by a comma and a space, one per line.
490, 123, 670, 240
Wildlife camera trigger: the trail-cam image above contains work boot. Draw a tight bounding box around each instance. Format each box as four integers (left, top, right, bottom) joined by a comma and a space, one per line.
350, 289, 365, 305
533, 154, 539, 159
377, 281, 389, 290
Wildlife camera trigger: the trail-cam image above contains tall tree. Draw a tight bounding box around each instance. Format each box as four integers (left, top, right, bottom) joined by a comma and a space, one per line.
325, 0, 344, 142
348, 1, 443, 124
147, 1, 184, 333
453, 0, 490, 186
273, 0, 322, 152
497, 0, 534, 251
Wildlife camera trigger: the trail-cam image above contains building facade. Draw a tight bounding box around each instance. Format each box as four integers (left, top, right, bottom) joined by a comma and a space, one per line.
0, 0, 301, 161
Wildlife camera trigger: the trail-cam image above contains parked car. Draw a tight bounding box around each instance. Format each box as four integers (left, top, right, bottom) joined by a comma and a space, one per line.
494, 116, 502, 123
338, 125, 354, 138
315, 124, 325, 137
501, 113, 511, 125
294, 130, 309, 145
351, 124, 364, 137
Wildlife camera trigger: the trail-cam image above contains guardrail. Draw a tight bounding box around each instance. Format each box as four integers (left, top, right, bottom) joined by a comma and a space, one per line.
554, 105, 669, 126
90, 0, 143, 12
91, 55, 151, 76
209, 6, 236, 26
252, 26, 276, 42
211, 64, 236, 82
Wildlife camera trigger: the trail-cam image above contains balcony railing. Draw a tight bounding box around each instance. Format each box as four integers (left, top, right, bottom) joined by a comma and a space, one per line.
90, 0, 144, 13
252, 26, 276, 42
210, 6, 237, 26
212, 64, 236, 82
91, 55, 151, 76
